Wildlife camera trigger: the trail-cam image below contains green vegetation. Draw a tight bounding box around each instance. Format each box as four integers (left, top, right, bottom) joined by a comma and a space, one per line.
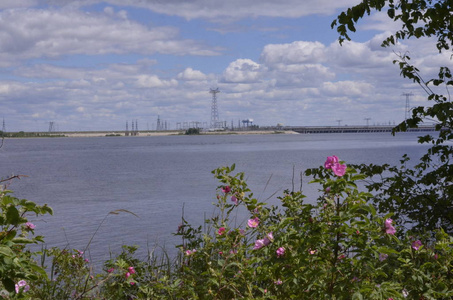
1, 132, 65, 138
185, 128, 201, 135
1, 162, 452, 299
332, 0, 453, 235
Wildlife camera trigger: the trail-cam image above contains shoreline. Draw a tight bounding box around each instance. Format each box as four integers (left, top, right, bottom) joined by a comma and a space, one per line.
3, 130, 299, 138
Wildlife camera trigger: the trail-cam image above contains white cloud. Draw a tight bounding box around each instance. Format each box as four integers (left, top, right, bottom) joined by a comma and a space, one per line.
222, 59, 263, 83
84, 0, 359, 20
177, 68, 207, 81
322, 81, 374, 97
261, 41, 326, 67
136, 75, 178, 88
0, 8, 220, 66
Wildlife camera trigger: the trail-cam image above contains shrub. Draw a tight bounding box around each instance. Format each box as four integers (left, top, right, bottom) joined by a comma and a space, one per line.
3, 157, 453, 299
0, 179, 53, 297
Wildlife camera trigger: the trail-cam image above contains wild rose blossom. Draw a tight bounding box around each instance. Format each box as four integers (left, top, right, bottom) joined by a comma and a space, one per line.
25, 222, 36, 230
222, 186, 231, 193
384, 218, 396, 235
276, 247, 285, 258
218, 227, 226, 235
253, 233, 273, 250
324, 155, 339, 169
15, 280, 30, 294
253, 239, 267, 250
412, 240, 422, 250
231, 195, 238, 205
128, 267, 136, 274
185, 249, 197, 256
248, 217, 259, 228
266, 232, 274, 242
332, 163, 347, 176
324, 156, 347, 176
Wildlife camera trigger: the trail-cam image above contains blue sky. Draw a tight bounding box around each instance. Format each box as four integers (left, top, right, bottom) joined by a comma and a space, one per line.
0, 0, 449, 131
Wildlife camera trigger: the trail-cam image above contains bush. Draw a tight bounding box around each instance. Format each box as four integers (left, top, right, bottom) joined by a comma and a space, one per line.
185, 128, 200, 135
2, 157, 453, 299
0, 179, 52, 297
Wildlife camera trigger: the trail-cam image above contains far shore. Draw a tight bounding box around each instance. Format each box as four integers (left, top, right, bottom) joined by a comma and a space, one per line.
64, 130, 299, 138
4, 130, 299, 138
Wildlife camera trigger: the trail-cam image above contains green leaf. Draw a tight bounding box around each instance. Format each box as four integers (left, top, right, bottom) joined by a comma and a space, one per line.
2, 278, 15, 293
387, 8, 395, 18
12, 237, 35, 244
0, 245, 14, 257
5, 205, 20, 226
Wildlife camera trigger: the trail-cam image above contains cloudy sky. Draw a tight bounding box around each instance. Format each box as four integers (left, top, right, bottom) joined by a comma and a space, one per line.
0, 0, 449, 132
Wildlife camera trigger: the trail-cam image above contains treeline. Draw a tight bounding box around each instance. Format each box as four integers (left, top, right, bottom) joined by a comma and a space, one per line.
0, 131, 65, 138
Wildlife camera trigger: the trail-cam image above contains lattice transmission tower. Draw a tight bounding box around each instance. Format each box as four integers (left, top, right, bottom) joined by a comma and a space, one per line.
209, 88, 220, 128
402, 92, 413, 120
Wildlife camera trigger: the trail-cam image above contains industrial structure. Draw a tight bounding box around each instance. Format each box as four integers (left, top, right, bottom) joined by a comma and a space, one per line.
125, 120, 139, 136
402, 92, 413, 120
209, 88, 223, 129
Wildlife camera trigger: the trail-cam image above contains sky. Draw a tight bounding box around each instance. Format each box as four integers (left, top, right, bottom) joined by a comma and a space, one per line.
0, 0, 450, 132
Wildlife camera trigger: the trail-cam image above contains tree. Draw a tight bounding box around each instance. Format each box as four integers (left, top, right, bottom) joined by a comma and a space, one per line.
331, 0, 453, 234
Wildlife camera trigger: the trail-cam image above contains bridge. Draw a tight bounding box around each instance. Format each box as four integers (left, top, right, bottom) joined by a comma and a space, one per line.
284, 125, 437, 134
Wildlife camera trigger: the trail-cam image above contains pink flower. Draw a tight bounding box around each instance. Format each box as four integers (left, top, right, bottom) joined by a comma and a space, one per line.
231, 195, 238, 205
128, 267, 136, 274
130, 282, 135, 285
276, 247, 285, 258
332, 163, 347, 176
125, 272, 131, 278
25, 222, 36, 230
222, 186, 231, 193
274, 279, 283, 285
411, 240, 422, 251
379, 253, 388, 261
309, 249, 317, 255
247, 217, 259, 228
324, 156, 339, 169
15, 280, 29, 294
384, 218, 396, 235
253, 233, 273, 250
185, 249, 197, 256
267, 232, 274, 242
218, 227, 226, 235
107, 268, 114, 273
253, 239, 266, 250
